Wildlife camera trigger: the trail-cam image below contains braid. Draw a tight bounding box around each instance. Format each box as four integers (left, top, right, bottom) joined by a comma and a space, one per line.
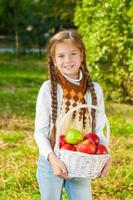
82, 55, 97, 132
48, 56, 58, 126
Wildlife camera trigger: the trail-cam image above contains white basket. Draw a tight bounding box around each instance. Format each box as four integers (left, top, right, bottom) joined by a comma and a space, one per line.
54, 104, 111, 178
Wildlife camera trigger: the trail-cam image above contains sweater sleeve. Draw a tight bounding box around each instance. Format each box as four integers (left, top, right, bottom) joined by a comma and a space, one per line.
34, 81, 53, 160
94, 83, 110, 146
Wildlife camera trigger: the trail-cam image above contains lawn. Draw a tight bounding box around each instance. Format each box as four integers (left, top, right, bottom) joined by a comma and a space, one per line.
0, 54, 133, 200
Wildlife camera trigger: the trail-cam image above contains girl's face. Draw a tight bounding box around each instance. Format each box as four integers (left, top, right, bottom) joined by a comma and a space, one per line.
53, 39, 83, 79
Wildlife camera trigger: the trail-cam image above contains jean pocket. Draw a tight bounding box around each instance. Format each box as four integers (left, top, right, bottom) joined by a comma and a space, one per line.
37, 155, 53, 176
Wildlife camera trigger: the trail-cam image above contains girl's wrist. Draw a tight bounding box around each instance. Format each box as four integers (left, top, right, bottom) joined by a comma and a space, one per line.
48, 152, 58, 163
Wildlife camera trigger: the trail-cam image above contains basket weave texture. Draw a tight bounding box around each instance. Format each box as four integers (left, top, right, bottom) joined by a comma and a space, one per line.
59, 149, 110, 178
55, 104, 111, 178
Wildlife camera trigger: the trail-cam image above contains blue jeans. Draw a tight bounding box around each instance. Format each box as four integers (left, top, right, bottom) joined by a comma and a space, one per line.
36, 155, 92, 200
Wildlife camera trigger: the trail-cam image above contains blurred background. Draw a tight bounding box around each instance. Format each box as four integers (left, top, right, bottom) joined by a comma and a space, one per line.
0, 0, 133, 199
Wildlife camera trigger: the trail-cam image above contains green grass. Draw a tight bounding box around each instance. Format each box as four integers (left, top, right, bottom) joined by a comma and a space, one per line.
0, 53, 47, 118
0, 53, 133, 200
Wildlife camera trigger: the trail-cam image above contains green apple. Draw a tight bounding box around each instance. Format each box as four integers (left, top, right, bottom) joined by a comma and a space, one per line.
65, 129, 83, 145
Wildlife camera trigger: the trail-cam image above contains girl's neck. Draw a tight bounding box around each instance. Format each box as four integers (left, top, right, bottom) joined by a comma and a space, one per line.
60, 70, 82, 82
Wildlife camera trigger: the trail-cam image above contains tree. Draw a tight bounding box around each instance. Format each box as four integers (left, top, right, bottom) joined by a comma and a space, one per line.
74, 0, 133, 103
0, 0, 78, 56
0, 0, 35, 57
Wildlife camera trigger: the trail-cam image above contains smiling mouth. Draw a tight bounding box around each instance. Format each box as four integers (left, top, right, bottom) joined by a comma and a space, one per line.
64, 65, 74, 69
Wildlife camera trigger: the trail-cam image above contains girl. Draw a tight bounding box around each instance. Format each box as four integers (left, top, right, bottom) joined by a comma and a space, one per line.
34, 29, 111, 200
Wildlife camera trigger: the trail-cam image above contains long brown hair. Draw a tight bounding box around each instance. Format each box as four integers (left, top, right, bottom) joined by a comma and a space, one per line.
47, 29, 97, 133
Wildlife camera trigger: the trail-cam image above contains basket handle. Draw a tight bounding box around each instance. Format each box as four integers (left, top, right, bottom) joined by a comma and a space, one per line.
55, 104, 110, 150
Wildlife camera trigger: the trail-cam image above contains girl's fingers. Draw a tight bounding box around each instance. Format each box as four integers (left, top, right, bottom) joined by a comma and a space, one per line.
54, 165, 68, 177
101, 167, 109, 177
62, 167, 68, 175
100, 158, 112, 177
60, 161, 68, 175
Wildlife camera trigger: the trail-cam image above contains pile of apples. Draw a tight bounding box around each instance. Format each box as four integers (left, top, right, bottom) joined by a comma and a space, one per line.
59, 129, 108, 155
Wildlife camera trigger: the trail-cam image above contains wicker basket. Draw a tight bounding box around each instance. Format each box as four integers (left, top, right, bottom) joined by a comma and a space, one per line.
54, 104, 111, 178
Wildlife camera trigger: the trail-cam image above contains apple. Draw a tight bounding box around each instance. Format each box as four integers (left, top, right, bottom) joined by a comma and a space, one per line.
61, 143, 76, 151
65, 129, 83, 145
76, 139, 96, 154
84, 132, 99, 145
59, 134, 67, 148
96, 144, 108, 154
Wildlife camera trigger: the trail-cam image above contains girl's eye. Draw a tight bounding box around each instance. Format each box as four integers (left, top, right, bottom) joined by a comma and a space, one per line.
72, 52, 77, 55
58, 55, 64, 58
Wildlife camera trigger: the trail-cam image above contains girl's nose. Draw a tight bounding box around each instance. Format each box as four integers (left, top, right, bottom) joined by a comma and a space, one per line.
65, 55, 71, 62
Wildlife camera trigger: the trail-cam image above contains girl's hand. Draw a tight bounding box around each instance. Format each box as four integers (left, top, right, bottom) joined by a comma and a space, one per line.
100, 157, 112, 177
48, 152, 71, 179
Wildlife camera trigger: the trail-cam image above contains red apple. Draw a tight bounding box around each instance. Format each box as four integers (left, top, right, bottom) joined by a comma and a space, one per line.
59, 135, 67, 148
61, 143, 76, 151
76, 139, 96, 154
84, 132, 100, 144
96, 144, 108, 154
